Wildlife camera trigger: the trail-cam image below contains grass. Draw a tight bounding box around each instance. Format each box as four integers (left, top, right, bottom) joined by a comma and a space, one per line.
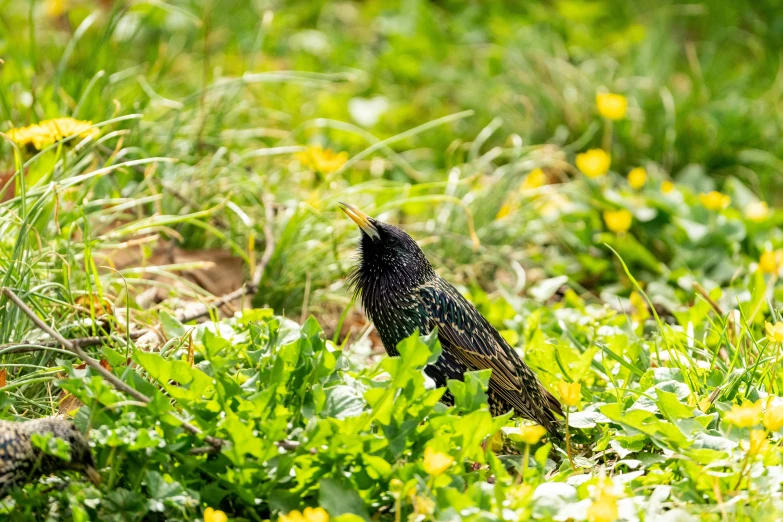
1, 0, 783, 520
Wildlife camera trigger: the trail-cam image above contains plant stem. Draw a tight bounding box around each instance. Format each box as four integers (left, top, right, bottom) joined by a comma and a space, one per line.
602, 119, 613, 152
565, 410, 575, 469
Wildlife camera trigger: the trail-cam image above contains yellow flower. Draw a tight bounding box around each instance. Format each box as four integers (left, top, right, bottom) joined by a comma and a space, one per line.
413, 495, 435, 516
303, 507, 329, 522
724, 401, 762, 428
699, 191, 731, 211
603, 209, 633, 234
297, 146, 348, 174
765, 322, 783, 343
627, 167, 646, 189
496, 203, 513, 219
279, 512, 304, 522
763, 404, 783, 432
576, 149, 611, 178
489, 430, 504, 452
596, 93, 627, 120
759, 251, 783, 275
45, 0, 68, 18
507, 483, 533, 508
204, 507, 229, 522
746, 201, 770, 222
629, 291, 650, 323
586, 494, 619, 522
279, 508, 327, 522
422, 446, 454, 476
661, 181, 675, 194
557, 381, 581, 407
6, 117, 99, 151
748, 429, 768, 456
521, 168, 547, 190
515, 425, 548, 445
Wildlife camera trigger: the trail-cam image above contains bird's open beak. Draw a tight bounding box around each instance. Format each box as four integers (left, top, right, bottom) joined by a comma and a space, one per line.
84, 465, 102, 486
339, 202, 380, 240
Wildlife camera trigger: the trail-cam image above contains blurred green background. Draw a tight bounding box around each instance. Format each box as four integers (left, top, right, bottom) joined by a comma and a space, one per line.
3, 0, 783, 188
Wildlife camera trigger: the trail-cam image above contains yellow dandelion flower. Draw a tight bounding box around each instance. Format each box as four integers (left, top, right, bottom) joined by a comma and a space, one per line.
576, 149, 611, 178
746, 201, 770, 223
298, 146, 348, 174
724, 401, 763, 428
204, 507, 229, 522
627, 167, 647, 189
6, 117, 98, 151
765, 322, 783, 343
422, 446, 454, 476
603, 209, 633, 234
763, 404, 783, 432
759, 251, 783, 275
521, 168, 547, 190
699, 191, 731, 211
557, 381, 581, 407
661, 181, 675, 194
596, 93, 627, 120
514, 425, 548, 445
586, 493, 619, 522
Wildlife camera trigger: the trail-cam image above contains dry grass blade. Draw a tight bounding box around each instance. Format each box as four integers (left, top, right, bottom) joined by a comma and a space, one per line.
178, 195, 276, 323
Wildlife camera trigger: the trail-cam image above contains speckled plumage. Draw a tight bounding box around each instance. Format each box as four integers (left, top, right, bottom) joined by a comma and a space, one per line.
0, 417, 100, 495
344, 205, 563, 437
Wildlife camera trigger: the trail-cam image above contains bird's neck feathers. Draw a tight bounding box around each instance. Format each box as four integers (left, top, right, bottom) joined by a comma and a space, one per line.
349, 234, 435, 311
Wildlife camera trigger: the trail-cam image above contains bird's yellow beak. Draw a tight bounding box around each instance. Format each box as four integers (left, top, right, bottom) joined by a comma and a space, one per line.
339, 202, 380, 240
84, 465, 102, 486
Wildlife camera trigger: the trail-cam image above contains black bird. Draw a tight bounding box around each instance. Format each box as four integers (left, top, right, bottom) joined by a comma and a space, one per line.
0, 417, 100, 495
340, 203, 563, 437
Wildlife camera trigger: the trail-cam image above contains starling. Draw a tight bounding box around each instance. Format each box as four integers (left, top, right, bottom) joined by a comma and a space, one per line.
340, 203, 563, 437
0, 417, 100, 495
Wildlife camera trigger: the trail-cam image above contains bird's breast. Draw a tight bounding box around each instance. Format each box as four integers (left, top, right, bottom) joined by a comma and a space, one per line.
363, 292, 428, 356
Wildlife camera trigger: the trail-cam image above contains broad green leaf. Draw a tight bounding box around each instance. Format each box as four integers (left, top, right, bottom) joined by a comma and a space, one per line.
319, 478, 370, 521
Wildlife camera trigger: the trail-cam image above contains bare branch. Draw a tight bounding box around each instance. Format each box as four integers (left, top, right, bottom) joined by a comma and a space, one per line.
3, 287, 226, 449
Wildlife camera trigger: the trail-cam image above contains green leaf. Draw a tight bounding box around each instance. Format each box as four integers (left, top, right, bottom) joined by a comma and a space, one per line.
447, 369, 490, 413
160, 310, 186, 337
656, 390, 696, 421
134, 351, 215, 402
31, 432, 72, 461
568, 409, 610, 429
323, 385, 365, 419
319, 478, 370, 521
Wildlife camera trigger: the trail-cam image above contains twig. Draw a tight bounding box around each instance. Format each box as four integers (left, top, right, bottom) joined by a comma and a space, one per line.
176, 283, 251, 323
4, 287, 299, 454
177, 197, 276, 323
0, 331, 145, 353
3, 287, 225, 449
252, 197, 276, 289
693, 281, 726, 316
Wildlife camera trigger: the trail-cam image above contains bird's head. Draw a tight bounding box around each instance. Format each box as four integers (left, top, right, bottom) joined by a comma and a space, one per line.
26, 418, 101, 486
340, 203, 435, 299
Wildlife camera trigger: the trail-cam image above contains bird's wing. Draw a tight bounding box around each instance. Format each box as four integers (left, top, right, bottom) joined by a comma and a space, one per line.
415, 280, 547, 413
